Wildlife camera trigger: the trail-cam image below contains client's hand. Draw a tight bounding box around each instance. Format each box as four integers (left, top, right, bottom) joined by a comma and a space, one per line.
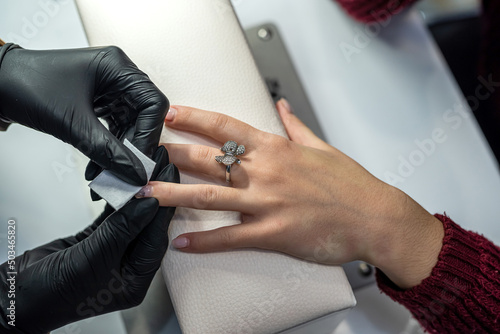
0, 147, 179, 333
142, 102, 444, 289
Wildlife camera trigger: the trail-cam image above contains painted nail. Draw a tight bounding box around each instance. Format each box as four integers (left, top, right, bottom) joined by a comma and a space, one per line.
279, 98, 292, 114
172, 237, 190, 249
165, 107, 177, 122
136, 185, 153, 198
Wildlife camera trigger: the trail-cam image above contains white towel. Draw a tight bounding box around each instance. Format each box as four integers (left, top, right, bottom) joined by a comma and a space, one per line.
75, 0, 356, 332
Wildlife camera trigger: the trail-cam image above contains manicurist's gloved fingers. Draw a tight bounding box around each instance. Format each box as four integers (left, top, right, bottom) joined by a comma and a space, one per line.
0, 173, 175, 333
91, 46, 169, 160
150, 145, 170, 180
85, 161, 101, 183
88, 198, 159, 262
16, 204, 115, 267
126, 79, 169, 158
85, 125, 136, 184
73, 204, 116, 241
72, 109, 148, 186
124, 163, 179, 283
0, 45, 165, 186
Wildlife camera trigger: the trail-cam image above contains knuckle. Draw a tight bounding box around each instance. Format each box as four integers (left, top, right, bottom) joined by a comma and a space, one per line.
143, 90, 169, 119
157, 184, 173, 203
258, 166, 275, 184
258, 132, 290, 152
194, 186, 218, 209
216, 229, 234, 248
103, 45, 126, 58
208, 113, 229, 132
264, 193, 285, 208
177, 106, 193, 124
157, 92, 169, 111
195, 146, 213, 165
257, 158, 285, 185
272, 135, 291, 150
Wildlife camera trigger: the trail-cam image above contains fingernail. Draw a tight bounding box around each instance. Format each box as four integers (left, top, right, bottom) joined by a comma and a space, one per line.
165, 107, 177, 122
279, 98, 292, 114
136, 185, 153, 198
172, 236, 190, 249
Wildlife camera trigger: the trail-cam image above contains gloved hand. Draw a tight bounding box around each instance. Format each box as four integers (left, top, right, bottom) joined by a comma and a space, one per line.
0, 147, 179, 333
0, 43, 168, 186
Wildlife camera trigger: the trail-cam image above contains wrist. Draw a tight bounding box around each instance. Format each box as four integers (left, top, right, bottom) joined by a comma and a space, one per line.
363, 187, 444, 289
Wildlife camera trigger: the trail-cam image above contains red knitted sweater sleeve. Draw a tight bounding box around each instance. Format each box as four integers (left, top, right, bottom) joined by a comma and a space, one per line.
335, 0, 419, 23
376, 214, 500, 333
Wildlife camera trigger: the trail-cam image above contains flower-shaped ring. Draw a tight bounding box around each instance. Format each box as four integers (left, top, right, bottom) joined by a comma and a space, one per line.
215, 140, 245, 182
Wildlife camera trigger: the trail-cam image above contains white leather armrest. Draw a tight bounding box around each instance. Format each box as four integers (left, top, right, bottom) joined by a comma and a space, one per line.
75, 0, 356, 333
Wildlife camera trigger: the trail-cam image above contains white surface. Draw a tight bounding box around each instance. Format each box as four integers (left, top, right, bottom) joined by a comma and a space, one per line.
1, 0, 499, 333
75, 0, 356, 333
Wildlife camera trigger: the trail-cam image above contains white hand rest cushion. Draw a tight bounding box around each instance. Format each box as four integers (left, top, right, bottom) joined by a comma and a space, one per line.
75, 0, 356, 332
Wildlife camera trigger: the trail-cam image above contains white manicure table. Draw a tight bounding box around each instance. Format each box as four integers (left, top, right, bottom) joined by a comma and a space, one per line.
1, 1, 499, 333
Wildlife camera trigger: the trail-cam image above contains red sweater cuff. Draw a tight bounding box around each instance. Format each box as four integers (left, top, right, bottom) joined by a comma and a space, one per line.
335, 0, 419, 23
376, 214, 500, 333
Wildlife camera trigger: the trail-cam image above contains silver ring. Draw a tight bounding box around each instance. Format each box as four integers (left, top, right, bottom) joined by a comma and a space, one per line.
226, 165, 231, 182
215, 140, 245, 183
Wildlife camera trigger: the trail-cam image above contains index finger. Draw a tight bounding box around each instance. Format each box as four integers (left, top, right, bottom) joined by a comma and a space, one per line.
165, 105, 260, 146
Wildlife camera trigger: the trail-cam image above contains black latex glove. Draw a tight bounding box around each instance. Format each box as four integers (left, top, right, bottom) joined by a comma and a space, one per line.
0, 43, 168, 186
0, 147, 179, 333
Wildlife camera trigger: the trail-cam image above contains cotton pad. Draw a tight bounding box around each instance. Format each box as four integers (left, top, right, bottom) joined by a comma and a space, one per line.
89, 139, 156, 210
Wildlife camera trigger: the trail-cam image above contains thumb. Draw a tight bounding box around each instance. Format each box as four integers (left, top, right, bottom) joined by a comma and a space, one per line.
276, 98, 330, 151
171, 222, 269, 253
